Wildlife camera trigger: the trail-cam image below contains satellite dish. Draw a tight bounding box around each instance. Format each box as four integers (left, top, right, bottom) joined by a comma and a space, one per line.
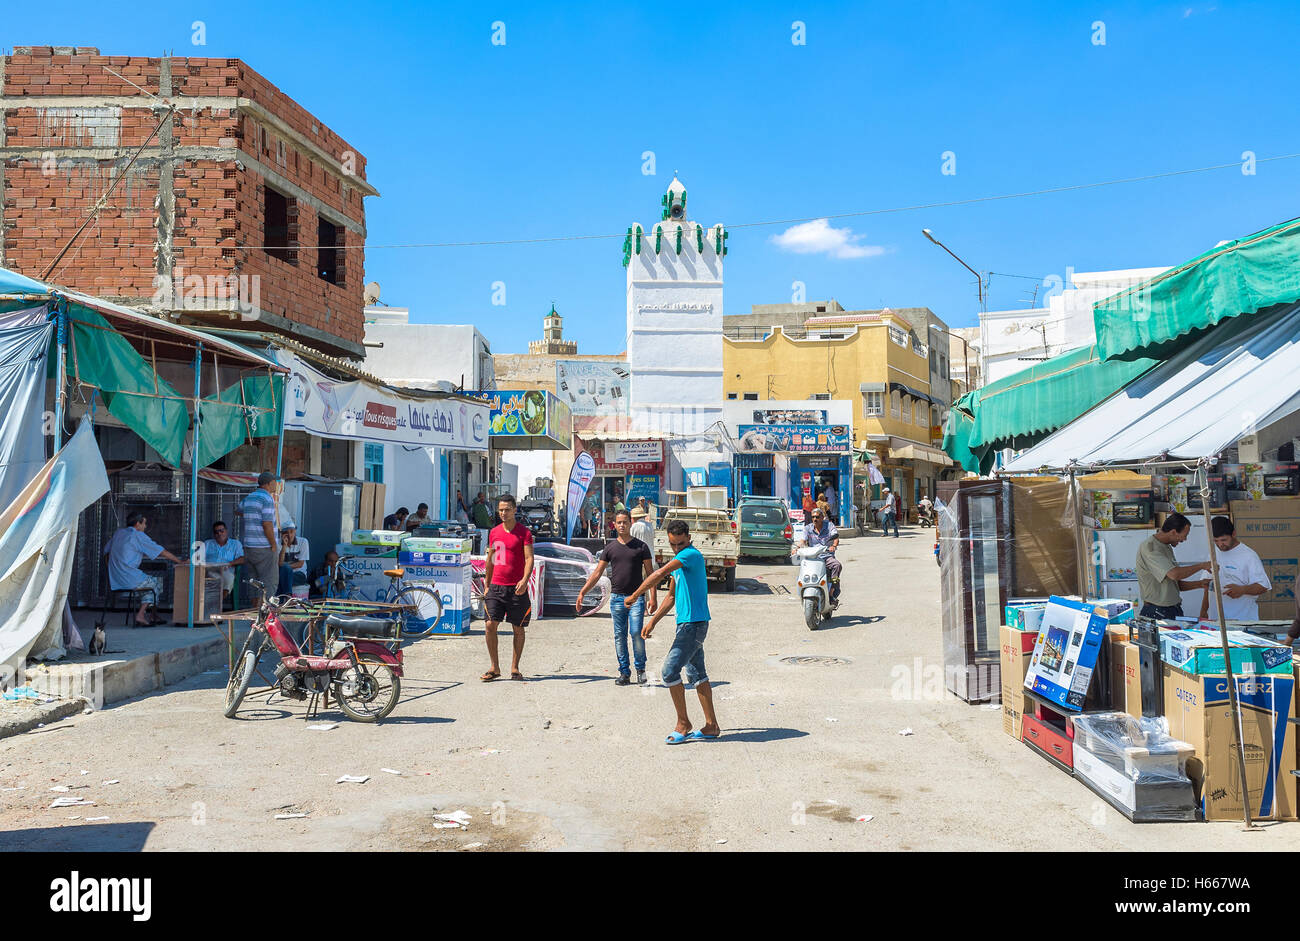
364, 281, 382, 305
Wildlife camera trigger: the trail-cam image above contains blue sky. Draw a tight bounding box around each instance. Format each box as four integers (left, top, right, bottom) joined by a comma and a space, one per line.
9, 1, 1300, 352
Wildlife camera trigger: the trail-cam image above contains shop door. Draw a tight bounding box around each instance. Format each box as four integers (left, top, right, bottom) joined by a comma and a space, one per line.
742, 469, 774, 497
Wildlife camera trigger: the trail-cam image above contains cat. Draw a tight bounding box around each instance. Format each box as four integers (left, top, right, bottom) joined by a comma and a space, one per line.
88, 624, 107, 656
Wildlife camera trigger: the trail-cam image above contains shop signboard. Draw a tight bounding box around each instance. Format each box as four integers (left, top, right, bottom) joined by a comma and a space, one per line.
555, 361, 630, 416
479, 389, 573, 450
605, 440, 663, 465
752, 408, 827, 425
280, 351, 489, 451
736, 424, 851, 453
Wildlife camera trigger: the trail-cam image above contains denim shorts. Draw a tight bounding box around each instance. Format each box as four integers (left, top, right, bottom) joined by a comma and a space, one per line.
661, 620, 709, 687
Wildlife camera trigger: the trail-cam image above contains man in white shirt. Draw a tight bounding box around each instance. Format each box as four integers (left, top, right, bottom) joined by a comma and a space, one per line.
629, 506, 655, 548
1205, 516, 1270, 621
881, 487, 900, 538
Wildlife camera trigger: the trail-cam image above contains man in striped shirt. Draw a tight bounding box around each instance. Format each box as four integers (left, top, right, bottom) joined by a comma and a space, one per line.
240, 471, 280, 600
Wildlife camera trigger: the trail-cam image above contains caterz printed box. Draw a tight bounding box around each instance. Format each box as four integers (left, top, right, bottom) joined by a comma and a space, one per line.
1162, 665, 1296, 821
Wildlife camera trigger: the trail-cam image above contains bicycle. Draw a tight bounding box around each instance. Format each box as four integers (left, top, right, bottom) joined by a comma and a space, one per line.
322, 557, 444, 639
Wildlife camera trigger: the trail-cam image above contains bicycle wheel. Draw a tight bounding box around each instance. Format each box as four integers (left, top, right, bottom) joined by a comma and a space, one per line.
393, 585, 443, 637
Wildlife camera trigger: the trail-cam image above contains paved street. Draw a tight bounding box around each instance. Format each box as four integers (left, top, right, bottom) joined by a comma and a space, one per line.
1, 525, 1293, 851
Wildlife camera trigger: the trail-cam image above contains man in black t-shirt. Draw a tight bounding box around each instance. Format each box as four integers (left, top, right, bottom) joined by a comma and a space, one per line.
577, 508, 657, 685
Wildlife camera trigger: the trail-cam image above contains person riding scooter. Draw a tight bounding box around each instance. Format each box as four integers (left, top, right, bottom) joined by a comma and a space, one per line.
796, 508, 841, 607
918, 495, 935, 527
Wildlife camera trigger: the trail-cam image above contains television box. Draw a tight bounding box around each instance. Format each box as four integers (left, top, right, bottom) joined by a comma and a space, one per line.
1229, 498, 1300, 620
1000, 624, 1038, 740
351, 529, 408, 547
1005, 603, 1046, 633
1159, 628, 1294, 676
1024, 597, 1118, 712
1162, 665, 1296, 821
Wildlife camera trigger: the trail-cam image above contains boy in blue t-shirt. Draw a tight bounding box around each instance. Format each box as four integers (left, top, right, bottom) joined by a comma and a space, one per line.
626, 520, 720, 744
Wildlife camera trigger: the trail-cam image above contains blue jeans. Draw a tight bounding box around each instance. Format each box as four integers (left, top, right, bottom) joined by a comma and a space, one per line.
662, 621, 709, 687
278, 564, 308, 595
610, 593, 647, 675
883, 511, 900, 537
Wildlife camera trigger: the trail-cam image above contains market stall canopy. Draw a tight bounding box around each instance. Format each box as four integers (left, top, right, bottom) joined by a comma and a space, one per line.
479, 389, 573, 451
0, 267, 285, 469
942, 343, 1158, 474
1004, 302, 1300, 471
1094, 217, 1300, 363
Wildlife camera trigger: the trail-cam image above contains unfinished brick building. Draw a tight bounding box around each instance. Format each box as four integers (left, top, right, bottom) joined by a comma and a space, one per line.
0, 46, 377, 358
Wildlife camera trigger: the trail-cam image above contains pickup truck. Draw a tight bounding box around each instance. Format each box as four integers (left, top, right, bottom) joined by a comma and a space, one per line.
653, 506, 740, 592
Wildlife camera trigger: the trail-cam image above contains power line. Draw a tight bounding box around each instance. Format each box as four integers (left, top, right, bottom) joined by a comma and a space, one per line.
12, 151, 1300, 253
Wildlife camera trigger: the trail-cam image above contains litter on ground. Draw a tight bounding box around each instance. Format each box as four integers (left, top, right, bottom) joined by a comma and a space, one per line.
433, 810, 473, 829
898, 728, 914, 736
50, 797, 95, 808
336, 775, 370, 784
380, 768, 403, 775
308, 724, 339, 731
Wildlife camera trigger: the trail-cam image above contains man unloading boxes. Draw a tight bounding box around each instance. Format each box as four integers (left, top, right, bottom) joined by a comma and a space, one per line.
1135, 512, 1213, 619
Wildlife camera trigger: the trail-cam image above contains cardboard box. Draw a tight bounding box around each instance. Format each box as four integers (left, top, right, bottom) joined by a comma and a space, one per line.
1230, 498, 1300, 620
1081, 488, 1155, 530
1009, 477, 1078, 597
1000, 624, 1038, 739
358, 482, 388, 530
399, 550, 470, 566
351, 529, 408, 547
1159, 628, 1294, 676
170, 564, 224, 625
402, 536, 473, 554
1005, 603, 1046, 633
1161, 664, 1296, 821
1024, 597, 1114, 711
1107, 630, 1143, 719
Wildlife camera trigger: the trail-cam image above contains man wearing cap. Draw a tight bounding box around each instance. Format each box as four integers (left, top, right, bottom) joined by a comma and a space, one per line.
239, 471, 280, 600
796, 507, 842, 606
881, 487, 900, 538
277, 522, 311, 596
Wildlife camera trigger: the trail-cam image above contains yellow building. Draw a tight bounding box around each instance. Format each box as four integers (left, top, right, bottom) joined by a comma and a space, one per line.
723, 309, 953, 511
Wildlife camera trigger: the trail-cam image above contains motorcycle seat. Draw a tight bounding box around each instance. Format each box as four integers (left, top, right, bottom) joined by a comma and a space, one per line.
383, 566, 405, 578
325, 615, 399, 638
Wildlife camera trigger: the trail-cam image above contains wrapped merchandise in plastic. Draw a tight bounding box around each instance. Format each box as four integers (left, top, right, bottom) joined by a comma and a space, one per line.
1070, 711, 1200, 822
938, 475, 1083, 704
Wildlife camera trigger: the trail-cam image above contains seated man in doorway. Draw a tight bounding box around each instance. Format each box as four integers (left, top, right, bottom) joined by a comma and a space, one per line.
104, 512, 184, 626
203, 521, 245, 607
407, 503, 432, 530
795, 507, 842, 607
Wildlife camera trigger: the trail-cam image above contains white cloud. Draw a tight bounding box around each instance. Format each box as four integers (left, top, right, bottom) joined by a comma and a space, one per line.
769, 219, 887, 260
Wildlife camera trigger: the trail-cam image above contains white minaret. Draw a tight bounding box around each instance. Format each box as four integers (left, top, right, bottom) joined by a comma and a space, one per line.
624, 176, 727, 436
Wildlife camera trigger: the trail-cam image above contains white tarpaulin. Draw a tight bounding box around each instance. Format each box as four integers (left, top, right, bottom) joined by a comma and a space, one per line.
0, 420, 109, 677
1005, 303, 1300, 471
278, 350, 490, 451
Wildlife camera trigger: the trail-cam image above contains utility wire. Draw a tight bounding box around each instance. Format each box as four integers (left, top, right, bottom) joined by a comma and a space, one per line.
18, 151, 1300, 253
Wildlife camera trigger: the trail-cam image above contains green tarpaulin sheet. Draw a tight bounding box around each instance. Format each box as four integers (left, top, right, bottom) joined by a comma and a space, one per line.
1095, 217, 1300, 363
67, 308, 191, 467
194, 373, 283, 469
941, 344, 1159, 474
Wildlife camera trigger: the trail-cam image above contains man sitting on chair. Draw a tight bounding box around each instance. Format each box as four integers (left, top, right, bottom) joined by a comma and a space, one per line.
203, 520, 245, 607
104, 512, 183, 626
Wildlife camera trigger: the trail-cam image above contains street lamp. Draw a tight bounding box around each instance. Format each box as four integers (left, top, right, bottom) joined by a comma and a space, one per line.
922, 228, 985, 310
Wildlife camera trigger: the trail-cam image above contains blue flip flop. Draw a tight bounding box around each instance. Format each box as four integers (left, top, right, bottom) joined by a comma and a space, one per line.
686, 730, 721, 742
665, 731, 689, 745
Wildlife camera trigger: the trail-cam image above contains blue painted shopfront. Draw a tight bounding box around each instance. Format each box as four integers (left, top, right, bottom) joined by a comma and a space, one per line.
788, 453, 853, 525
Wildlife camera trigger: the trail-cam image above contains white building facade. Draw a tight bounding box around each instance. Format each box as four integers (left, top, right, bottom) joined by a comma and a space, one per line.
361, 306, 496, 520
979, 267, 1169, 386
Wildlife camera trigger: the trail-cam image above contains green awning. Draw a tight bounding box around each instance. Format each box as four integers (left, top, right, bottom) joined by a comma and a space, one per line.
941, 344, 1159, 474
68, 308, 191, 467
1095, 217, 1300, 363
194, 374, 283, 469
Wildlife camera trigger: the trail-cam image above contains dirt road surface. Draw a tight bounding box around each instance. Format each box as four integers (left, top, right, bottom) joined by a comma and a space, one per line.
1, 528, 1293, 850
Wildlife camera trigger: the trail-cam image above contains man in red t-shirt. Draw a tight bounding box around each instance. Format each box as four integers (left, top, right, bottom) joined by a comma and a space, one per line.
481, 493, 535, 681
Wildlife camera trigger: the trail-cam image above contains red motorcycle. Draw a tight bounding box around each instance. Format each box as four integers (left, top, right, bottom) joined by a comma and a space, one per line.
224, 583, 404, 722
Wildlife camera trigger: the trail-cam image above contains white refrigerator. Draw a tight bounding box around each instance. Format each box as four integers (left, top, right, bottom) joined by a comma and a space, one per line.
1172, 515, 1212, 618
1086, 528, 1150, 605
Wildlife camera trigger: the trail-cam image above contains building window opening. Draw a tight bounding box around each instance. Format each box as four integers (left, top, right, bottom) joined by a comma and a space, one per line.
364, 442, 384, 484
318, 217, 343, 285
743, 392, 759, 401
264, 185, 296, 265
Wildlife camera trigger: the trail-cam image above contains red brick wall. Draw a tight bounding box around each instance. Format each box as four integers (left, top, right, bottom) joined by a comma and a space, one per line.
1, 47, 370, 351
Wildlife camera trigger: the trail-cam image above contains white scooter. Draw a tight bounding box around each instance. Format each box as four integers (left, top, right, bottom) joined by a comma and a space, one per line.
796, 544, 835, 630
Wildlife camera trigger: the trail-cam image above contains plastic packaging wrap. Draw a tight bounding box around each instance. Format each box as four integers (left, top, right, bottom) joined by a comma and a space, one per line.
1070, 711, 1200, 822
